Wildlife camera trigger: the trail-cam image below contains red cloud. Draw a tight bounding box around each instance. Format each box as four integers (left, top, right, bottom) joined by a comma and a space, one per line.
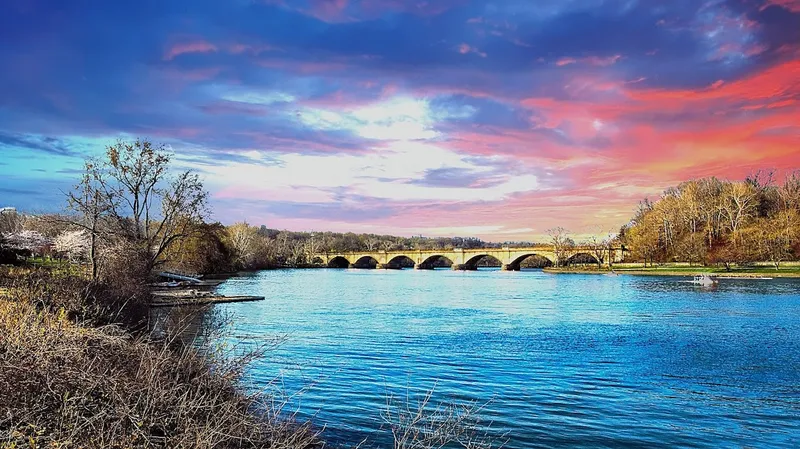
436, 57, 799, 222
761, 0, 800, 12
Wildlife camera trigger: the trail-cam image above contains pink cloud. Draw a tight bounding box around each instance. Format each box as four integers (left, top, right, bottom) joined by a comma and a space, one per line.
457, 43, 487, 58
761, 0, 800, 12
305, 0, 350, 22
163, 40, 217, 60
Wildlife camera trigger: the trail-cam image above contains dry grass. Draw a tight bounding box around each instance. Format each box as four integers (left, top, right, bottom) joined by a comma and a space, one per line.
0, 299, 322, 448
382, 388, 504, 449
0, 265, 149, 330
0, 263, 321, 449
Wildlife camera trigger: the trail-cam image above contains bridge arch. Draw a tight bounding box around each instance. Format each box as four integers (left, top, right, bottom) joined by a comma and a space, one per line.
565, 252, 599, 267
387, 255, 415, 269
353, 255, 379, 269
463, 254, 502, 270
417, 255, 454, 270
327, 256, 351, 268
507, 254, 554, 271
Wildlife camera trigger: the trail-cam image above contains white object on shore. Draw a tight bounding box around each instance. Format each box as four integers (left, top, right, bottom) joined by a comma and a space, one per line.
689, 274, 717, 286
158, 272, 202, 284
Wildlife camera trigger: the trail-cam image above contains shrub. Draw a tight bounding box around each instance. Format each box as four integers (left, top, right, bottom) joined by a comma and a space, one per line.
0, 299, 321, 449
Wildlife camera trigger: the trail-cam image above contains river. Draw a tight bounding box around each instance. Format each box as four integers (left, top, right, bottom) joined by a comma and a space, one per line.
214, 268, 800, 448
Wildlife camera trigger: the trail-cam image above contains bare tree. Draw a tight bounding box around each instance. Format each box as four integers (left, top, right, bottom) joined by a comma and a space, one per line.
69, 139, 209, 273
585, 232, 613, 269
225, 222, 259, 269
721, 182, 758, 245
66, 159, 113, 279
0, 209, 24, 234
547, 227, 574, 267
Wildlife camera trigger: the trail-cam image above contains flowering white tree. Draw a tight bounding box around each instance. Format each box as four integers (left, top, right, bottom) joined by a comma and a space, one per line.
54, 230, 91, 262
1, 230, 51, 256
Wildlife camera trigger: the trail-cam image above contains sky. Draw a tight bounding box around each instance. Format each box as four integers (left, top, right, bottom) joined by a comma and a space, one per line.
1, 0, 798, 241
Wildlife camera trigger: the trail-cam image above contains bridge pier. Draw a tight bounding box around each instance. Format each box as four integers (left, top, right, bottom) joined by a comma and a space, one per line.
377, 263, 403, 270
414, 263, 434, 270
502, 264, 519, 271
451, 264, 477, 271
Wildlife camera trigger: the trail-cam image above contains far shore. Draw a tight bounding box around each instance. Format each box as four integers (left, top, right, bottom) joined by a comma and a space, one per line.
543, 266, 800, 278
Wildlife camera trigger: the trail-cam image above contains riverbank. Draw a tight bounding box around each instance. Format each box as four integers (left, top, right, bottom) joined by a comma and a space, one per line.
0, 265, 320, 448
544, 266, 800, 277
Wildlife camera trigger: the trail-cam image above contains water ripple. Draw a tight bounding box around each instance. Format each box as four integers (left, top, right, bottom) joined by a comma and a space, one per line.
214, 270, 800, 448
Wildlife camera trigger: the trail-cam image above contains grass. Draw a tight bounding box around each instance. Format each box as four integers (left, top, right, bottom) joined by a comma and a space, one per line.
0, 266, 322, 449
545, 264, 800, 277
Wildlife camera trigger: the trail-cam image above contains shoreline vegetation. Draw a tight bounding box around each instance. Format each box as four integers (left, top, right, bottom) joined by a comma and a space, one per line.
1, 138, 799, 447
0, 139, 498, 448
543, 265, 800, 277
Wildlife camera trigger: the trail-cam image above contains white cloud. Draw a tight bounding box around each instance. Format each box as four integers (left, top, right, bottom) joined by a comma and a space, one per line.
198, 140, 540, 203
295, 97, 445, 141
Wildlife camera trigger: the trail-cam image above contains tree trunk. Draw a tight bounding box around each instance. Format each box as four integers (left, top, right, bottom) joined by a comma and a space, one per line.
89, 230, 98, 280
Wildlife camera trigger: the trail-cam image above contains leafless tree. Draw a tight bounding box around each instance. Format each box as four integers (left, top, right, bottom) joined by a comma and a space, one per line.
67, 139, 209, 274
66, 159, 113, 279
547, 227, 574, 267
0, 209, 24, 234
584, 232, 614, 269
226, 222, 259, 269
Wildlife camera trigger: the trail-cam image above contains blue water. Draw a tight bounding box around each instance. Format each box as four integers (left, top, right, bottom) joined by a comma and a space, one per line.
215, 269, 800, 448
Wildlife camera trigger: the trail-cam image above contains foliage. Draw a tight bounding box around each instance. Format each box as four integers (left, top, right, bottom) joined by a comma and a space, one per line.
620, 170, 800, 269
161, 222, 234, 275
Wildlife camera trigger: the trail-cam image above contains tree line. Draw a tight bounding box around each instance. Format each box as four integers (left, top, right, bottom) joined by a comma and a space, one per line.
5, 138, 794, 274
0, 138, 542, 274
619, 171, 800, 269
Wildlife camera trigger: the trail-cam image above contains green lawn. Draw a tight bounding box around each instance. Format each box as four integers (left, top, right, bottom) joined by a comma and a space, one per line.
545, 264, 800, 277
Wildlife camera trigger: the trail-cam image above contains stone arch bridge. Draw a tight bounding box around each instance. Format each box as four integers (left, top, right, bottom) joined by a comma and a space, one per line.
313, 246, 624, 271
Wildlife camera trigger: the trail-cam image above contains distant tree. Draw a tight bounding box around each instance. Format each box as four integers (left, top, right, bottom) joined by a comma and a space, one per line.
584, 233, 613, 269
226, 222, 259, 269
66, 159, 113, 279
721, 182, 758, 245
626, 212, 662, 267
0, 209, 24, 235
2, 230, 51, 257
547, 227, 575, 267
54, 230, 90, 263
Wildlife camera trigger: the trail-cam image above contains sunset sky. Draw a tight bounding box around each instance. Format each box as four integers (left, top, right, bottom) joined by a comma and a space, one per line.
1, 0, 798, 241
